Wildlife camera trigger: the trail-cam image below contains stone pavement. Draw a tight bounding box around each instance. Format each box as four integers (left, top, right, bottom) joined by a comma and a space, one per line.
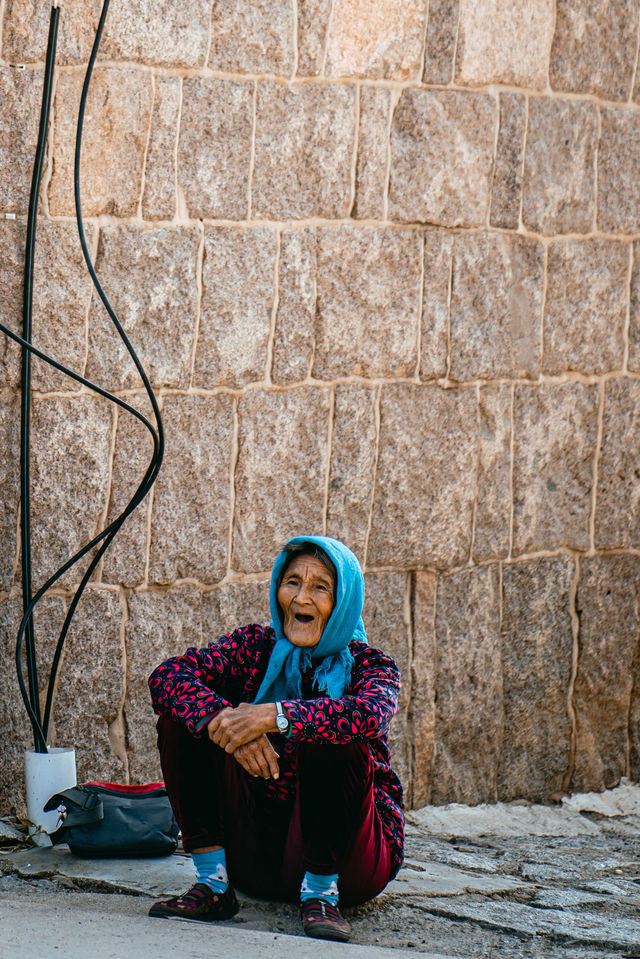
1, 781, 639, 958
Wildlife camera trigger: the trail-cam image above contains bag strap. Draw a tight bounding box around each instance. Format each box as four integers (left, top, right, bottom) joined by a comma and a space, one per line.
44, 786, 104, 844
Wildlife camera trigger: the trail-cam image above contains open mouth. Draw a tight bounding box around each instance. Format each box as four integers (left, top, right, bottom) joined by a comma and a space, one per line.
295, 614, 314, 624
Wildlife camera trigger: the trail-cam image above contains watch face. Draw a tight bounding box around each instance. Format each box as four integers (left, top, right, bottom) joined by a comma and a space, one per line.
277, 714, 288, 732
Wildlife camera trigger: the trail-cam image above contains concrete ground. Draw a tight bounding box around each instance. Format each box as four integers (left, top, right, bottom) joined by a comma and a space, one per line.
1, 781, 639, 959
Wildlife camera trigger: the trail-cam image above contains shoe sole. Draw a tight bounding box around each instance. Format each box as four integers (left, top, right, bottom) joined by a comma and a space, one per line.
303, 921, 351, 943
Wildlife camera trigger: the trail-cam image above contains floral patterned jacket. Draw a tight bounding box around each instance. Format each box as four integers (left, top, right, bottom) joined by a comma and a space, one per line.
148, 623, 405, 878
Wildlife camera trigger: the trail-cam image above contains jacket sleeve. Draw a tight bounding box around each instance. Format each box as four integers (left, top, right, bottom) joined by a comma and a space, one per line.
148, 625, 264, 736
281, 645, 400, 744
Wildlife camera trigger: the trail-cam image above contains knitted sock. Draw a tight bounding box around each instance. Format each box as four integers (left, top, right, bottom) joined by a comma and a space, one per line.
192, 848, 228, 894
300, 870, 339, 906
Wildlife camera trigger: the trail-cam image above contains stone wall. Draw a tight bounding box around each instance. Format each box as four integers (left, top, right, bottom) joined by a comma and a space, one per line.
1, 0, 640, 814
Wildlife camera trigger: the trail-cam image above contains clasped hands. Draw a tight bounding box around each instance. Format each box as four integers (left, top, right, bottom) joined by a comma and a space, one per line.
207, 702, 280, 781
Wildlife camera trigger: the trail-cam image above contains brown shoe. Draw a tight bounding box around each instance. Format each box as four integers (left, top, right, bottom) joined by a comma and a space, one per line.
149, 882, 239, 922
301, 898, 351, 942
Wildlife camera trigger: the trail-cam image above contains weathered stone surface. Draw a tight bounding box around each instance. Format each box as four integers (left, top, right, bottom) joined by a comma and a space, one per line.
629, 240, 640, 372
499, 557, 575, 802
49, 69, 153, 218
0, 66, 42, 215
202, 580, 271, 639
365, 571, 411, 791
253, 82, 356, 220
1, 0, 100, 65
490, 93, 526, 230
455, 0, 554, 89
312, 227, 422, 379
30, 396, 113, 590
209, 0, 294, 74
523, 98, 597, 236
422, 0, 458, 84
232, 388, 331, 573
142, 76, 181, 221
598, 108, 640, 235
326, 0, 426, 80
271, 228, 316, 385
410, 571, 437, 809
149, 395, 234, 586
326, 384, 378, 559
420, 231, 451, 380
550, 0, 638, 102
368, 385, 477, 568
596, 378, 640, 549
354, 86, 391, 220
0, 392, 19, 592
85, 226, 200, 391
573, 556, 640, 793
449, 232, 543, 380
178, 78, 253, 221
193, 227, 276, 390
631, 644, 640, 781
0, 221, 24, 391
473, 385, 512, 562
126, 586, 202, 782
389, 89, 495, 227
101, 408, 155, 589
512, 382, 598, 555
543, 239, 629, 375
101, 0, 211, 67
297, 0, 332, 75
431, 566, 502, 805
53, 589, 127, 784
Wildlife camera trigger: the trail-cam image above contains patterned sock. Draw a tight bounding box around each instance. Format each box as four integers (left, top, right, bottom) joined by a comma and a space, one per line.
300, 870, 339, 905
192, 848, 228, 894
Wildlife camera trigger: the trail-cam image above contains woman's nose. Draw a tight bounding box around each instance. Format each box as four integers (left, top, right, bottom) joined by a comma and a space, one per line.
295, 581, 313, 603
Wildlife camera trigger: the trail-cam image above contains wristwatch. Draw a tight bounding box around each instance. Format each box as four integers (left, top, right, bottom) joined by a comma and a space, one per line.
275, 701, 290, 735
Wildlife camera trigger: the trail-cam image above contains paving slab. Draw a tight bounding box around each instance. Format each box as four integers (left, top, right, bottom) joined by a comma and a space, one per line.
386, 859, 526, 897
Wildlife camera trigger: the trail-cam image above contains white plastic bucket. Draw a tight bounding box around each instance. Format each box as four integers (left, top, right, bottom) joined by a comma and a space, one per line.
24, 747, 77, 845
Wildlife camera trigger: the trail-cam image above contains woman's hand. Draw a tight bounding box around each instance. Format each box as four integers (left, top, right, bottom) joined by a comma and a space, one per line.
233, 734, 280, 780
208, 702, 277, 752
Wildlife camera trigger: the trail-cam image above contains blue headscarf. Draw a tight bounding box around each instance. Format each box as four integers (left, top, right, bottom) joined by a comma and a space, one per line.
253, 535, 368, 705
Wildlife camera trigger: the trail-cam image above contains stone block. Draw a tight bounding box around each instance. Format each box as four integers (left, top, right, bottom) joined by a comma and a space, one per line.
354, 85, 391, 220
0, 66, 42, 215
421, 231, 451, 381
178, 77, 253, 221
1, 0, 99, 65
630, 241, 640, 372
326, 385, 378, 560
389, 89, 495, 227
101, 0, 211, 67
192, 227, 276, 390
49, 69, 153, 218
490, 93, 526, 230
543, 239, 629, 376
499, 557, 574, 802
126, 586, 202, 782
253, 82, 356, 220
409, 571, 437, 809
455, 0, 554, 89
53, 588, 127, 784
148, 394, 234, 585
142, 76, 181, 221
202, 580, 271, 639
631, 646, 640, 781
30, 396, 113, 590
368, 385, 477, 568
573, 556, 640, 793
101, 408, 155, 589
232, 388, 331, 573
209, 0, 294, 74
297, 0, 332, 75
598, 108, 640, 234
0, 220, 25, 391
523, 97, 597, 236
512, 382, 598, 555
312, 227, 422, 379
473, 385, 512, 562
85, 226, 200, 391
596, 378, 640, 549
422, 0, 458, 84
550, 0, 638, 102
271, 228, 316, 385
430, 566, 502, 805
449, 232, 543, 380
0, 392, 19, 592
325, 0, 426, 80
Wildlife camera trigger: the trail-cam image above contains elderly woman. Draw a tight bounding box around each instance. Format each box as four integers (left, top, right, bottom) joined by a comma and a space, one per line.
148, 535, 404, 942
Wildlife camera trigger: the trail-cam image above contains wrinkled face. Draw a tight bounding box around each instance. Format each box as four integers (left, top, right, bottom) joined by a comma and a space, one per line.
277, 554, 335, 648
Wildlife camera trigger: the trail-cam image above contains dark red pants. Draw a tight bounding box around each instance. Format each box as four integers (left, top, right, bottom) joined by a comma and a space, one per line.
157, 717, 392, 906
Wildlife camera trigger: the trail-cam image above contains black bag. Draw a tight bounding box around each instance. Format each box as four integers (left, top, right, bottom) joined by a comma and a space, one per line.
44, 781, 179, 858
